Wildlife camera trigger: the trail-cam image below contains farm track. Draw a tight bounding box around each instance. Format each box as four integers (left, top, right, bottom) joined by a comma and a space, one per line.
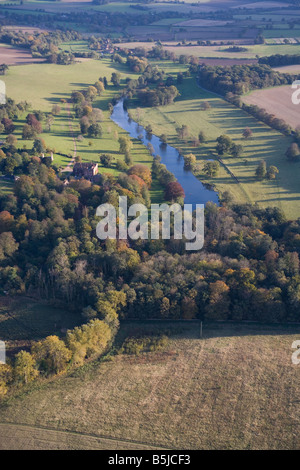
0, 422, 168, 450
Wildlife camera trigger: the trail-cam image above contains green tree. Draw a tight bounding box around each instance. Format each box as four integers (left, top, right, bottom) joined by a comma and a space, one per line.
14, 351, 39, 385
119, 136, 132, 155
286, 143, 300, 162
88, 123, 102, 138
255, 160, 267, 180
111, 72, 121, 87
203, 161, 220, 177
184, 153, 196, 170
267, 165, 279, 180
216, 135, 233, 155
32, 335, 72, 375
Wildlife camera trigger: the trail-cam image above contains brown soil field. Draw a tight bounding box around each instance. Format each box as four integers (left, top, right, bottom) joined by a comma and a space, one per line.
243, 85, 300, 129
199, 57, 257, 65
2, 26, 48, 34
274, 65, 300, 74
173, 19, 233, 27
231, 1, 293, 8
0, 44, 46, 66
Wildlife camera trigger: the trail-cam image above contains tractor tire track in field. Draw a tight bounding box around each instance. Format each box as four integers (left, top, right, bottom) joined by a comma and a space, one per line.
0, 422, 169, 450
62, 103, 77, 173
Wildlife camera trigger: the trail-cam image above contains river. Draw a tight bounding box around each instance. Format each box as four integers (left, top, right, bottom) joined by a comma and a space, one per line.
110, 99, 219, 208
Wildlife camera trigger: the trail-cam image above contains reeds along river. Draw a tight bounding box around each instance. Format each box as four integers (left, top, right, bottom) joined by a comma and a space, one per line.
111, 99, 219, 209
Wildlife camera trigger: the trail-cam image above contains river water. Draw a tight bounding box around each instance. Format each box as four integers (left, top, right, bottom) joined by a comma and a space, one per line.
110, 99, 219, 208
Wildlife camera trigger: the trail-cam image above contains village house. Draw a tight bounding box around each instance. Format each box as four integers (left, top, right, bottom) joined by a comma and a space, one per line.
73, 162, 99, 181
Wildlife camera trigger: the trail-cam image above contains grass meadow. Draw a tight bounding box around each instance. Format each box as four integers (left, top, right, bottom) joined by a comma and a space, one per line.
0, 320, 299, 450
119, 42, 300, 60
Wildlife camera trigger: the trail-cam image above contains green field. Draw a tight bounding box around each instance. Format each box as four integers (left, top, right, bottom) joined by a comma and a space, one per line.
60, 40, 90, 54
119, 41, 300, 59
127, 70, 299, 219
161, 43, 300, 59
0, 321, 299, 450
0, 178, 14, 194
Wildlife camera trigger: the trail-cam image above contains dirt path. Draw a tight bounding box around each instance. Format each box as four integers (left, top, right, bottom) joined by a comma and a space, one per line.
0, 422, 167, 450
62, 103, 77, 173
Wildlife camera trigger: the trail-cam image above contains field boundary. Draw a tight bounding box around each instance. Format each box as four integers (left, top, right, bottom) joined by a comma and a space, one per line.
0, 422, 170, 450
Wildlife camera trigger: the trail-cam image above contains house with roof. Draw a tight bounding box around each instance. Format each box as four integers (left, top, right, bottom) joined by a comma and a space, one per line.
73, 162, 99, 181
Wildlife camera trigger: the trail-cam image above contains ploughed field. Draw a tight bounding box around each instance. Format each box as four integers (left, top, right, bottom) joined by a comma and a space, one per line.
243, 85, 300, 130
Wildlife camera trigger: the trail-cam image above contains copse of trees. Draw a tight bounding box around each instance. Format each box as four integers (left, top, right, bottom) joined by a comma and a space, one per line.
123, 63, 180, 108
215, 135, 243, 158
137, 85, 179, 107
71, 82, 105, 138
259, 54, 300, 67
197, 64, 294, 96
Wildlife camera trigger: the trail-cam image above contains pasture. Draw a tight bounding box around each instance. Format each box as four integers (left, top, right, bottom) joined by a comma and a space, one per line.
0, 321, 299, 450
119, 41, 300, 60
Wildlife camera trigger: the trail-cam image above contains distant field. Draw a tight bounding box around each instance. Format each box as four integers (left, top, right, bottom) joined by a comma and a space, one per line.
274, 65, 300, 74
173, 19, 233, 27
0, 321, 299, 450
2, 26, 48, 34
60, 40, 90, 54
243, 85, 300, 130
119, 41, 300, 59
0, 1, 150, 15
231, 1, 293, 9
0, 43, 45, 65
